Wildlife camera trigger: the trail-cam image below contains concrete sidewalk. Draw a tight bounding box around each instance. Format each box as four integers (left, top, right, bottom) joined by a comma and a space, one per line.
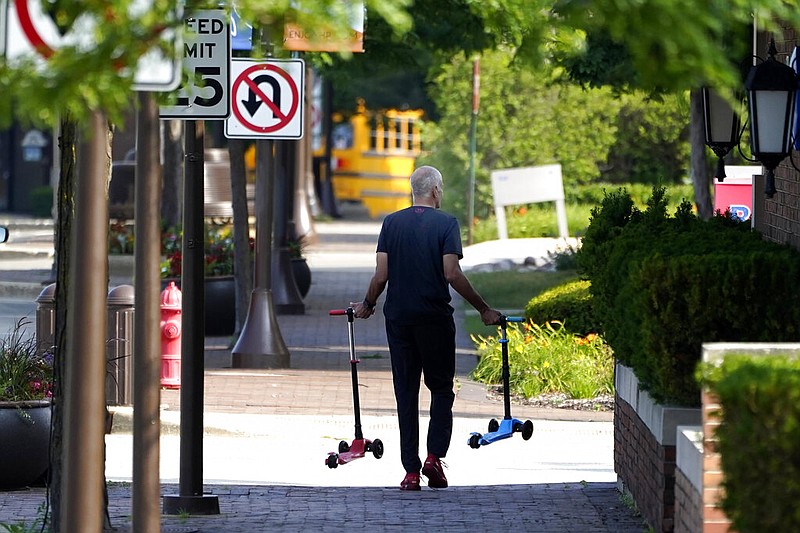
0, 209, 645, 532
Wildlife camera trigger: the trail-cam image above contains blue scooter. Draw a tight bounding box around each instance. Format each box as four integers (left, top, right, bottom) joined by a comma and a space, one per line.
468, 315, 534, 449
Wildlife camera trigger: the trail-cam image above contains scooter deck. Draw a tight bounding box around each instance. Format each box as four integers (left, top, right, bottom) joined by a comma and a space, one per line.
470, 418, 520, 446
333, 438, 369, 465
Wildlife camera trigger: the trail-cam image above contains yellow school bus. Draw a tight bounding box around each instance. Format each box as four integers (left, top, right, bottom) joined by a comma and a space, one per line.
320, 100, 423, 218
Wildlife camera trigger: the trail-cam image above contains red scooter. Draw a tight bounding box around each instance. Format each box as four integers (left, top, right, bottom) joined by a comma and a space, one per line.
325, 307, 384, 468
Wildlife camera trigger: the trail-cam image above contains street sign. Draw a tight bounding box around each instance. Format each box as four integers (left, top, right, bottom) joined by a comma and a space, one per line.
3, 0, 181, 91
283, 0, 364, 52
225, 58, 305, 140
160, 10, 230, 119
230, 6, 253, 51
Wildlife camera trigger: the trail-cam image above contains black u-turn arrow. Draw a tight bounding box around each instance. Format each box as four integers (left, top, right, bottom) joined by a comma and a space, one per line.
242, 74, 281, 117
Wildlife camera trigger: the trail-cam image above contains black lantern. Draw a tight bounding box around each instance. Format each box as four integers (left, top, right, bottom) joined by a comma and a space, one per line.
745, 40, 798, 197
702, 87, 741, 182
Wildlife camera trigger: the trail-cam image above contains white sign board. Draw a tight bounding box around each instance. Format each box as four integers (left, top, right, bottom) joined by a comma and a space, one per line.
160, 10, 230, 119
490, 164, 569, 239
3, 0, 181, 91
225, 58, 305, 139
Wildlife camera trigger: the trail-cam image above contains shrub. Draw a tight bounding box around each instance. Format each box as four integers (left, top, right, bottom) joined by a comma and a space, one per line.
524, 279, 597, 336
701, 355, 800, 532
470, 321, 613, 400
578, 185, 800, 406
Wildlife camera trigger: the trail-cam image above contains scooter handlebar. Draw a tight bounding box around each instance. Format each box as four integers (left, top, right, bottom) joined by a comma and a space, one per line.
329, 309, 351, 316
504, 316, 524, 323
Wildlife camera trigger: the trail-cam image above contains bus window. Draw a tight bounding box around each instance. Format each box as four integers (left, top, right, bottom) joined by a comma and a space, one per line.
332, 123, 354, 150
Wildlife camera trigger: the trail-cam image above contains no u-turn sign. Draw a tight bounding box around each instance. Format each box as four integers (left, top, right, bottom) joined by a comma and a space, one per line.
224, 58, 305, 139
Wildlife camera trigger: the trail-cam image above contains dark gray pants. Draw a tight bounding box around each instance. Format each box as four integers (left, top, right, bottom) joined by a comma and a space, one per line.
385, 317, 456, 474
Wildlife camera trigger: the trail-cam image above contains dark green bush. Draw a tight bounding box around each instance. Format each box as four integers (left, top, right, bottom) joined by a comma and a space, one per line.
701, 355, 800, 532
632, 250, 800, 405
566, 182, 692, 208
578, 186, 800, 406
524, 279, 598, 335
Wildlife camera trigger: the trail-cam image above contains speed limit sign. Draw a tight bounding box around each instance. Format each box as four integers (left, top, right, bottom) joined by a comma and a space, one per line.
160, 9, 230, 119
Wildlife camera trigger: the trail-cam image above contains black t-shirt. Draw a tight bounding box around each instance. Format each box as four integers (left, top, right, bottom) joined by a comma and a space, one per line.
377, 206, 463, 325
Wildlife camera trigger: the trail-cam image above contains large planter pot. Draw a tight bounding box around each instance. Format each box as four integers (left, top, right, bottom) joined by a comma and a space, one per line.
161, 276, 236, 337
291, 258, 311, 298
0, 400, 51, 489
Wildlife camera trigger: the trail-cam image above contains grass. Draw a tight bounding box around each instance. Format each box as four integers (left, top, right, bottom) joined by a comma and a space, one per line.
462, 267, 615, 401
463, 269, 579, 338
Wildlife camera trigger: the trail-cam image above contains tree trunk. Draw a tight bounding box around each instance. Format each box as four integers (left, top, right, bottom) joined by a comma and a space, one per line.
50, 115, 77, 533
50, 116, 115, 531
690, 89, 713, 220
229, 139, 253, 337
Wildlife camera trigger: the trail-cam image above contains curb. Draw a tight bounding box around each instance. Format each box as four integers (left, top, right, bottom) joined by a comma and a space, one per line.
0, 281, 48, 300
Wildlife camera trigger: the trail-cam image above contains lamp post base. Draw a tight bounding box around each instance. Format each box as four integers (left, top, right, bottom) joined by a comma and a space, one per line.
162, 494, 220, 515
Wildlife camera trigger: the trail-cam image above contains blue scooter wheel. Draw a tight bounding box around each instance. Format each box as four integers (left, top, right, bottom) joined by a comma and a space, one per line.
488, 419, 499, 432
468, 434, 481, 449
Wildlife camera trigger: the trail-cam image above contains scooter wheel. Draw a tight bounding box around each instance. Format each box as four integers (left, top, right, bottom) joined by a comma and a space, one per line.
488, 419, 499, 432
327, 454, 339, 469
338, 440, 350, 453
522, 420, 534, 441
469, 434, 481, 449
372, 438, 384, 459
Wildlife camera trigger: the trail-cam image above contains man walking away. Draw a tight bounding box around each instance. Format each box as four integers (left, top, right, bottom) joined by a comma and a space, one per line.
354, 165, 502, 490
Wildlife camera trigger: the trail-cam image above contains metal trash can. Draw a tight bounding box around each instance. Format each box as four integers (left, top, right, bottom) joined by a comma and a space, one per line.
34, 283, 56, 356
107, 285, 135, 405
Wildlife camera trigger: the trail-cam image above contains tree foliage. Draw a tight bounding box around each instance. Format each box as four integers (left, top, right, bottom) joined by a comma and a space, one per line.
418, 49, 689, 225
0, 0, 413, 128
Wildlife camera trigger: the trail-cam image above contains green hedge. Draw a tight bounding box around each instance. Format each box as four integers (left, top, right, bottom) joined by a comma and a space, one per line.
701, 355, 800, 532
578, 186, 800, 406
524, 279, 597, 336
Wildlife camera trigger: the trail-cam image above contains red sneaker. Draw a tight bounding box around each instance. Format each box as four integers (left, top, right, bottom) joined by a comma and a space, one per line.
400, 472, 421, 491
422, 454, 448, 488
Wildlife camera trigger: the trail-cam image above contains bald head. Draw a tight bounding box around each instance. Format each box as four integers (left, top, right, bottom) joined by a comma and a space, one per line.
410, 166, 443, 205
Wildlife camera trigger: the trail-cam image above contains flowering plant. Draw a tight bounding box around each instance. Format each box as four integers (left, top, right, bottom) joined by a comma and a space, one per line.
161, 224, 254, 278
0, 318, 53, 403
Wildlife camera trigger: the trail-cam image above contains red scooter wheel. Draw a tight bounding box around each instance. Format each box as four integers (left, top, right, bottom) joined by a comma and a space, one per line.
326, 454, 339, 469
371, 439, 384, 459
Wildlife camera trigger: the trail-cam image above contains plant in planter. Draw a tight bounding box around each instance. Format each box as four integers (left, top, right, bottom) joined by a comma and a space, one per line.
288, 235, 312, 298
0, 318, 53, 489
160, 224, 254, 336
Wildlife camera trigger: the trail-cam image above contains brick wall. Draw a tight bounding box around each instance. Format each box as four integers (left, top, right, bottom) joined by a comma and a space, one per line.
674, 467, 702, 533
615, 395, 674, 533
701, 391, 734, 532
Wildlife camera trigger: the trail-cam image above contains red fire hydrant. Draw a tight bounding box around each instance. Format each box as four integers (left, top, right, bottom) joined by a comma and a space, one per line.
160, 282, 182, 389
